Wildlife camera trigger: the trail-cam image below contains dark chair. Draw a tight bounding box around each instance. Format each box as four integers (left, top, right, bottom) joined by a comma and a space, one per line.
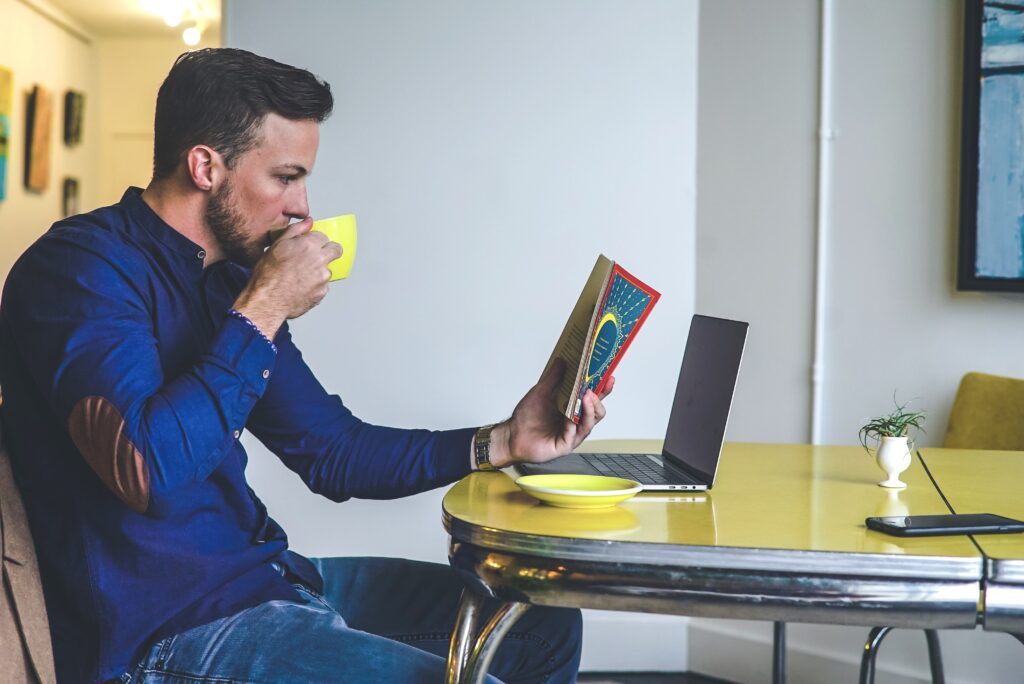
0, 386, 58, 683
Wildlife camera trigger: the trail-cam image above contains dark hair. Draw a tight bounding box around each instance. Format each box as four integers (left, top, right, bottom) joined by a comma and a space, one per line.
152, 48, 333, 180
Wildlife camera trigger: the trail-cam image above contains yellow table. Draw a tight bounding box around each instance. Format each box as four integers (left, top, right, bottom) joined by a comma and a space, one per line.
919, 447, 1024, 634
443, 441, 984, 683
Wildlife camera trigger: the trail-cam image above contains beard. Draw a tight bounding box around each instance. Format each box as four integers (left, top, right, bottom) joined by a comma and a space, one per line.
205, 179, 263, 267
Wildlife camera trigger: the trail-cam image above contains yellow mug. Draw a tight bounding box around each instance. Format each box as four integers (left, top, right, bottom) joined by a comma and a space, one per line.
310, 214, 357, 281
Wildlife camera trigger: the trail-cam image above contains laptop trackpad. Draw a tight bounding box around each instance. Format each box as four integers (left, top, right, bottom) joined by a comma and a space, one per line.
516, 453, 599, 476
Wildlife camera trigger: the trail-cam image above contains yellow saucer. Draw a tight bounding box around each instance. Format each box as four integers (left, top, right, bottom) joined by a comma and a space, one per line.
514, 474, 642, 509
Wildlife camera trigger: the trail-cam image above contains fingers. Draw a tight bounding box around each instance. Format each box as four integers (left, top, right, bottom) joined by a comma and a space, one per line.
323, 241, 343, 262
599, 376, 615, 400
571, 389, 609, 449
282, 217, 313, 237
576, 390, 600, 439
593, 392, 607, 422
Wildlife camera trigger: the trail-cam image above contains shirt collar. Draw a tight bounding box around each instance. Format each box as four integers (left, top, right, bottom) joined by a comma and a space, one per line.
120, 186, 207, 261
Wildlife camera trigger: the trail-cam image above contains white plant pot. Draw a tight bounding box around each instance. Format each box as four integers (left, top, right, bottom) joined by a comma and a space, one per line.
875, 436, 911, 489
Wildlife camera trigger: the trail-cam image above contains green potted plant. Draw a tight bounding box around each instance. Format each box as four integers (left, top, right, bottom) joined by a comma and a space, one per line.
859, 399, 926, 489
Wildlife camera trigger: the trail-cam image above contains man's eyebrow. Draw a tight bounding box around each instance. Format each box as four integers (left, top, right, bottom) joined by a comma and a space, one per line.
274, 164, 309, 176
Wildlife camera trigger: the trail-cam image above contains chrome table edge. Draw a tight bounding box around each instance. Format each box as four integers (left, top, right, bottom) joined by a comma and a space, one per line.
985, 558, 1024, 584
983, 559, 1024, 632
443, 513, 983, 581
447, 541, 981, 630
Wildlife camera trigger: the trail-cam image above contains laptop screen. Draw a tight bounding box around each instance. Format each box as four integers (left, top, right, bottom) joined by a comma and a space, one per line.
661, 315, 748, 485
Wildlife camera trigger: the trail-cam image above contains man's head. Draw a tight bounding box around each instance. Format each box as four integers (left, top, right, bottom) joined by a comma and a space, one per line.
152, 48, 333, 265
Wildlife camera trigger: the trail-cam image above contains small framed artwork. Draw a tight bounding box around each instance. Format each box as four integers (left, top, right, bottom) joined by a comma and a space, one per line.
24, 84, 52, 193
64, 90, 84, 146
0, 66, 12, 202
62, 177, 79, 217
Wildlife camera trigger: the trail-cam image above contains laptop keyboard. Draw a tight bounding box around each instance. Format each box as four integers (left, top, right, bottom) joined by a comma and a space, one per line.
580, 453, 677, 485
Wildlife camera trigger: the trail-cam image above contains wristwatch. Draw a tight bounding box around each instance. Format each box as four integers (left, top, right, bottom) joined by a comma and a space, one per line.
474, 424, 498, 471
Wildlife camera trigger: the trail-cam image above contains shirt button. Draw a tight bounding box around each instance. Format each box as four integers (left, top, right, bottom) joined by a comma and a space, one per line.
262, 369, 270, 379
233, 430, 241, 439
197, 249, 206, 260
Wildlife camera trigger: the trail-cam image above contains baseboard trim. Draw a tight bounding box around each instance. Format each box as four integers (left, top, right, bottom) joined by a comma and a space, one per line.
687, 620, 935, 684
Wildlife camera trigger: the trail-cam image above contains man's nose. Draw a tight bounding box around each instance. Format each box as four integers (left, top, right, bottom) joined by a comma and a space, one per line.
286, 183, 310, 220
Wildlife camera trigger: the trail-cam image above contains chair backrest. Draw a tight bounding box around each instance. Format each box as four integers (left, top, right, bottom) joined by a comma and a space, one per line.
943, 371, 1024, 451
0, 390, 57, 684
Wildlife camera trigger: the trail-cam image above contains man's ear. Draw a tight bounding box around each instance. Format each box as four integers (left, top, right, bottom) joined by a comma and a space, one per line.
185, 145, 222, 192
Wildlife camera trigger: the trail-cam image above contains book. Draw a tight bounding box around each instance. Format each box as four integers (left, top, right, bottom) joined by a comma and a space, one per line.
545, 254, 660, 423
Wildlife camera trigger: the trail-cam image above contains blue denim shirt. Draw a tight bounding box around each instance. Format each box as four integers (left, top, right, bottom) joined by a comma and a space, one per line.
0, 188, 474, 683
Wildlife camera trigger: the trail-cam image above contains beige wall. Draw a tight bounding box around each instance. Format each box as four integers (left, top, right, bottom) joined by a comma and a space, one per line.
0, 3, 218, 279
0, 0, 98, 279
96, 36, 217, 206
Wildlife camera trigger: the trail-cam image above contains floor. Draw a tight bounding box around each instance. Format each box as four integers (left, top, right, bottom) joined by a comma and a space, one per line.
578, 673, 737, 684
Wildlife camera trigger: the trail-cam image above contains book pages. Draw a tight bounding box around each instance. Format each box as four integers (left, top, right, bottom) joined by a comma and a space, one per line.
544, 255, 613, 420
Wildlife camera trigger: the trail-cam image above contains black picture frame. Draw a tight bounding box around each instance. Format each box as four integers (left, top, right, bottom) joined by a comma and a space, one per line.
958, 1, 1024, 292
62, 177, 79, 217
63, 90, 84, 146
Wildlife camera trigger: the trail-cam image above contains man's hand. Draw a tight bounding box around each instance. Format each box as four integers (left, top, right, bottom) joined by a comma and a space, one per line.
485, 359, 614, 469
232, 218, 342, 339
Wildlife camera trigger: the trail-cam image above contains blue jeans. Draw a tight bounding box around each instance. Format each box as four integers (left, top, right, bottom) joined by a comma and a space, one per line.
125, 557, 582, 683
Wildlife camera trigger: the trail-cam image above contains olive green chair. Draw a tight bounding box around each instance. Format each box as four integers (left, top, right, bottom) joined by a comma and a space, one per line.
860, 371, 1024, 684
944, 372, 1024, 450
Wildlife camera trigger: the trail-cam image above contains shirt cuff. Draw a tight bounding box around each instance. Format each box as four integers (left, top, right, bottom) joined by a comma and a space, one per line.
432, 427, 477, 484
213, 313, 278, 396
227, 308, 278, 354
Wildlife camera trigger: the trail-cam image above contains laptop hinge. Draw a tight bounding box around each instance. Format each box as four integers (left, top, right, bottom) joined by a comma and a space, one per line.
662, 451, 712, 486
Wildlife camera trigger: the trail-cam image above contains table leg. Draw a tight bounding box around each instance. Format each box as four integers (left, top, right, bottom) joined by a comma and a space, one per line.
446, 589, 485, 684
924, 630, 945, 684
858, 626, 893, 684
464, 601, 531, 684
772, 621, 786, 684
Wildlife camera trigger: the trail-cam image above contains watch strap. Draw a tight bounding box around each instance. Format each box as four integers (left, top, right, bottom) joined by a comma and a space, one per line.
474, 424, 498, 471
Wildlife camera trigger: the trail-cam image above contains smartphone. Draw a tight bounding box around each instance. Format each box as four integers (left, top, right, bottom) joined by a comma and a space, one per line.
865, 513, 1024, 537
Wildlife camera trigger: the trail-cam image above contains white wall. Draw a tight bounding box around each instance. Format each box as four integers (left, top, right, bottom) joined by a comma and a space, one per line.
695, 0, 820, 444
226, 0, 697, 671
0, 0, 98, 278
695, 1, 1024, 682
822, 0, 1024, 446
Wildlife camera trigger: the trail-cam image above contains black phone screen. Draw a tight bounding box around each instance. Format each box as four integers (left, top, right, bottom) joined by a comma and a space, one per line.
866, 513, 1024, 536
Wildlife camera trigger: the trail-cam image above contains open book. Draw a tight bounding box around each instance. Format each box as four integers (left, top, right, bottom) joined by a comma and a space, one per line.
545, 254, 660, 423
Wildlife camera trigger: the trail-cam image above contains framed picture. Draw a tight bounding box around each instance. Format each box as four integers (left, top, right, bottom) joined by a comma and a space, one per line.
64, 90, 84, 146
62, 177, 79, 217
0, 66, 12, 202
958, 1, 1024, 291
24, 84, 52, 193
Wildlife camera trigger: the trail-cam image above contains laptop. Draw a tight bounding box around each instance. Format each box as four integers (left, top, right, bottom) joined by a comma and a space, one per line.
516, 314, 748, 491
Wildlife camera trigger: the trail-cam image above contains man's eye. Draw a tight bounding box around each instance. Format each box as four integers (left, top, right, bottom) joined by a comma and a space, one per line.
278, 175, 297, 185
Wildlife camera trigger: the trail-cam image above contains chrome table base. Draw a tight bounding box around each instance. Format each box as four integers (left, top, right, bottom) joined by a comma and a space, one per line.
444, 538, 981, 683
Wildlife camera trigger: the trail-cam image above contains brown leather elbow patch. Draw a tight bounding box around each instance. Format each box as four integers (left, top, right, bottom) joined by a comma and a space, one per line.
68, 396, 150, 513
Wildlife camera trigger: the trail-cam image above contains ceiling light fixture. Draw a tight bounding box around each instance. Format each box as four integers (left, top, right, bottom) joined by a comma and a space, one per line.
143, 0, 215, 47
163, 11, 183, 28
182, 25, 201, 46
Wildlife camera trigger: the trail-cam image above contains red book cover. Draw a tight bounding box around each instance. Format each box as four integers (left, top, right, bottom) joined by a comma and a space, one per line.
573, 263, 660, 421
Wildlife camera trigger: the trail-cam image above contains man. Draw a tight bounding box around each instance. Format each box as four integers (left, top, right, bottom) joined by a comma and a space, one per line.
0, 48, 611, 683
